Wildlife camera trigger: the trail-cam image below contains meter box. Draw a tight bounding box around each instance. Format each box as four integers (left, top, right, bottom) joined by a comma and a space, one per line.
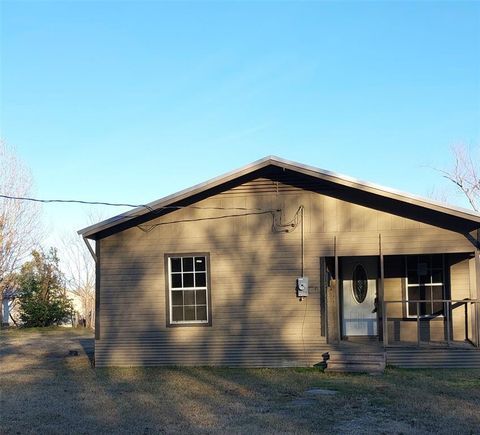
296, 277, 309, 298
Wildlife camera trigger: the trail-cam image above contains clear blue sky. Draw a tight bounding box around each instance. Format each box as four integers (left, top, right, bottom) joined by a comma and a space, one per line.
1, 1, 479, 247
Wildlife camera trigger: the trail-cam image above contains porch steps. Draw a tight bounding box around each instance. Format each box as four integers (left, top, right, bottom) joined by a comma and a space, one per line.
324, 351, 386, 373
386, 348, 480, 369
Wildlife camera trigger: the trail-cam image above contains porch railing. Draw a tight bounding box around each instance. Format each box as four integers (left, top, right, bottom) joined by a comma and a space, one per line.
382, 299, 480, 348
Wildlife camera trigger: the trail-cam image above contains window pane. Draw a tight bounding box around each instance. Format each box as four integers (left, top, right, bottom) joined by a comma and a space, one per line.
431, 255, 443, 269
196, 290, 207, 305
172, 290, 183, 305
183, 273, 194, 287
195, 272, 206, 287
423, 306, 432, 316
432, 302, 444, 316
171, 273, 182, 288
432, 270, 443, 284
408, 286, 419, 316
185, 306, 196, 321
407, 270, 419, 285
183, 257, 194, 272
408, 302, 418, 316
423, 303, 432, 316
195, 257, 206, 271
352, 265, 368, 304
432, 286, 444, 314
184, 290, 195, 305
172, 307, 183, 322
407, 256, 418, 270
432, 285, 443, 300
408, 286, 420, 301
417, 262, 428, 277
171, 258, 182, 272
196, 306, 207, 321
420, 286, 433, 315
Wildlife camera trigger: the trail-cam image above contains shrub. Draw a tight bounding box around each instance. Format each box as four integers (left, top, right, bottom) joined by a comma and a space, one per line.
17, 249, 73, 327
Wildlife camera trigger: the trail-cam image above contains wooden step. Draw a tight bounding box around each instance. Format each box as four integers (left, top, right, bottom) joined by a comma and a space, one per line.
324, 351, 386, 373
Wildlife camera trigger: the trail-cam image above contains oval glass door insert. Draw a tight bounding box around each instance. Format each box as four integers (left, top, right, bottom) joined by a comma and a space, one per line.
352, 265, 368, 303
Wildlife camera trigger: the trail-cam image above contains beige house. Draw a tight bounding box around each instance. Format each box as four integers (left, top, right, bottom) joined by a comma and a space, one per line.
79, 157, 480, 370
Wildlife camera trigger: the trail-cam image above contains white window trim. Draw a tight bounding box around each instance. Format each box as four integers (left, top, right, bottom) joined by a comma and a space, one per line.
405, 255, 446, 319
405, 280, 445, 318
168, 256, 209, 325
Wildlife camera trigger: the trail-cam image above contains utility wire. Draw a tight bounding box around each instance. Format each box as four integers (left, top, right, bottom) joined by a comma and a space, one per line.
272, 205, 302, 233
0, 193, 302, 234
138, 211, 276, 233
0, 194, 272, 213
0, 194, 154, 211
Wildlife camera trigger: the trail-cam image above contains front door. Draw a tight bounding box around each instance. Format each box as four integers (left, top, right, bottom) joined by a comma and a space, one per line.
341, 256, 378, 337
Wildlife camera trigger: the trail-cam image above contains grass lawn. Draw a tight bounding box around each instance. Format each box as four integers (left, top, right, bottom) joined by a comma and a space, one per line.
1, 328, 479, 434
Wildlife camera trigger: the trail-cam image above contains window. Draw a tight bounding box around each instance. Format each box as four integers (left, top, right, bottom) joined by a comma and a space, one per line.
166, 254, 210, 326
352, 264, 368, 304
406, 254, 445, 318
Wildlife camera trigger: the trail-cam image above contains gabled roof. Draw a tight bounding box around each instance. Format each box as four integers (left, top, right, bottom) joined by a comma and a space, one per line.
78, 155, 480, 240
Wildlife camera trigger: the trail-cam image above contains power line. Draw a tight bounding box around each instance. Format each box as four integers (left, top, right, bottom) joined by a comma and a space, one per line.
1, 193, 307, 236
0, 194, 154, 210
0, 193, 275, 213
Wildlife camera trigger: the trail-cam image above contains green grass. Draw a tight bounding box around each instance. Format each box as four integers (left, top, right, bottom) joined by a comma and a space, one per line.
1, 328, 479, 434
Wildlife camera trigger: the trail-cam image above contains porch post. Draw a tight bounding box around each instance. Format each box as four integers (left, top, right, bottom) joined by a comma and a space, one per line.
379, 234, 386, 347
334, 236, 341, 343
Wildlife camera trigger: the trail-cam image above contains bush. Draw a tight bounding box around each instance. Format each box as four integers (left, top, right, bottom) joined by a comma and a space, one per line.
17, 249, 74, 327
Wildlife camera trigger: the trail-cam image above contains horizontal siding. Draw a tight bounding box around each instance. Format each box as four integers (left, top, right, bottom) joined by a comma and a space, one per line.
387, 348, 480, 368
97, 177, 476, 367
95, 342, 480, 368
95, 341, 329, 367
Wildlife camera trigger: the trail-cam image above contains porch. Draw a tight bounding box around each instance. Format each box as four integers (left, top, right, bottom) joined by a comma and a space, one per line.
322, 337, 480, 371
323, 251, 480, 351
383, 299, 480, 348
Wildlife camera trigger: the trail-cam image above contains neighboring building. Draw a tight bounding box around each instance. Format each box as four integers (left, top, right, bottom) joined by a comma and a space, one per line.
2, 286, 19, 327
79, 156, 480, 369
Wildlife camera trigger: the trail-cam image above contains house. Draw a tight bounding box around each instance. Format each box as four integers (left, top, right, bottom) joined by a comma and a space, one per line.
78, 156, 480, 369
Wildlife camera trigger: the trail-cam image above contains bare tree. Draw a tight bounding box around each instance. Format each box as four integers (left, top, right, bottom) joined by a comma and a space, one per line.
437, 144, 479, 212
60, 210, 105, 328
0, 141, 41, 325
61, 232, 95, 328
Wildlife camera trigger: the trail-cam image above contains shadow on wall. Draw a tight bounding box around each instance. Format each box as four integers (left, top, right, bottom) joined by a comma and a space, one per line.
97, 189, 326, 367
